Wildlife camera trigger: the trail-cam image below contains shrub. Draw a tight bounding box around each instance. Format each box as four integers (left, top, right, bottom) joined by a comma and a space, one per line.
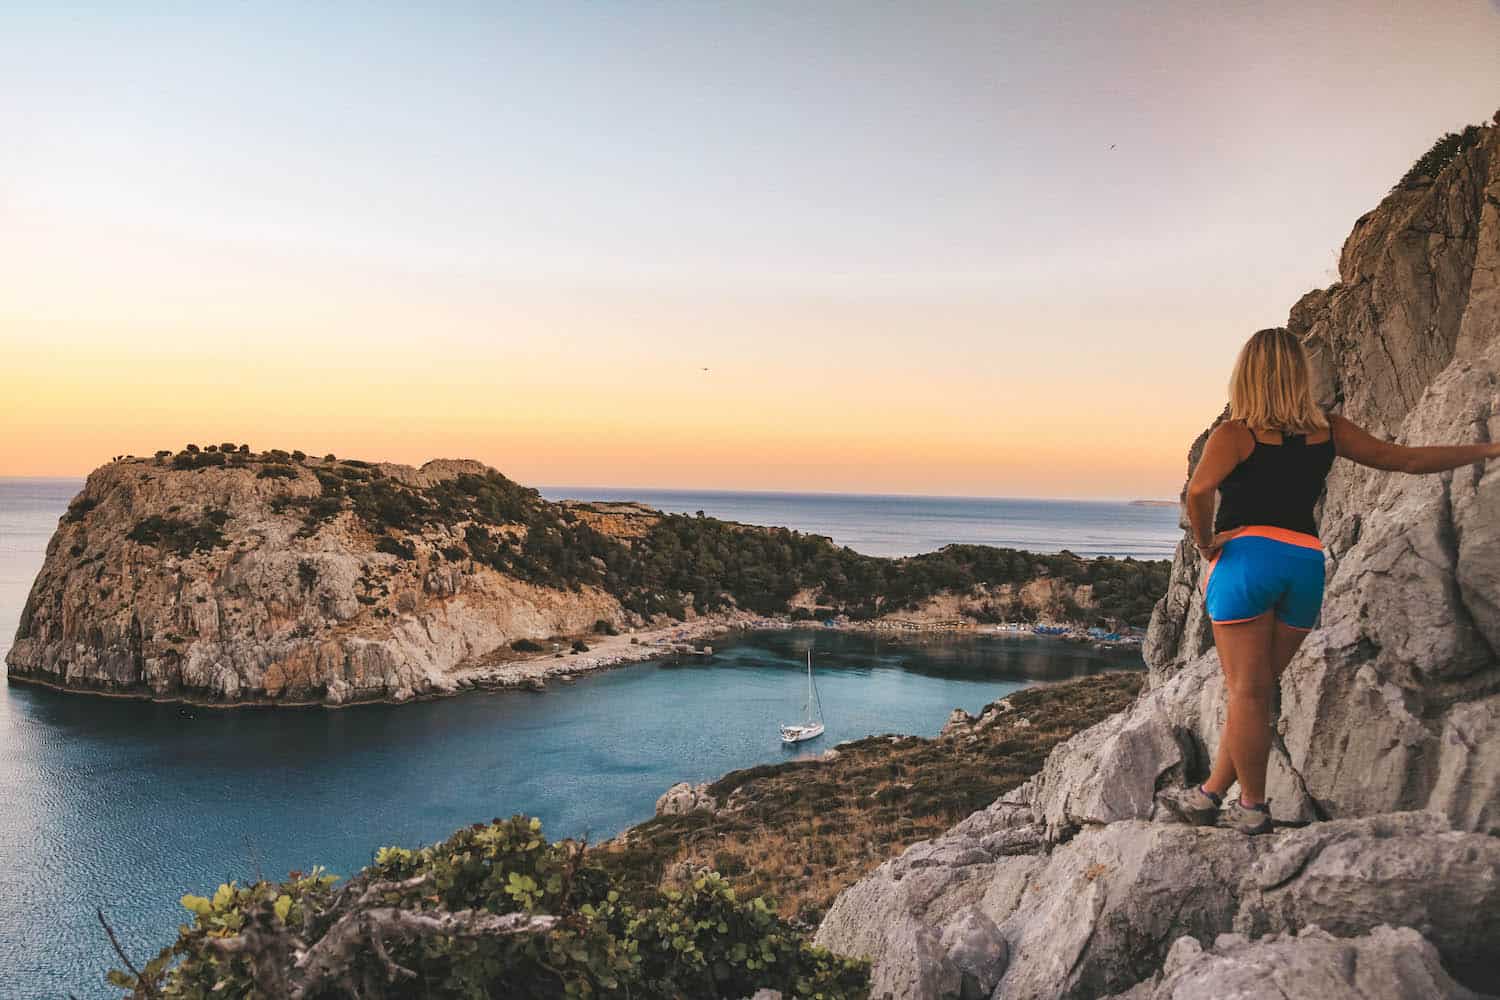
291, 450, 306, 462
112, 816, 868, 999
1397, 124, 1483, 189
219, 442, 236, 453
297, 560, 318, 590
185, 444, 199, 453
238, 444, 250, 454
256, 465, 298, 480
593, 619, 619, 635
62, 496, 97, 524
323, 453, 336, 462
510, 638, 544, 653
205, 445, 217, 453
172, 451, 228, 471
375, 536, 417, 560
126, 511, 229, 556
571, 639, 589, 653
154, 449, 171, 460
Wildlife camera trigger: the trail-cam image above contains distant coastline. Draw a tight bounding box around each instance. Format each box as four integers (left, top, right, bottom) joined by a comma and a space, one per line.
1128, 499, 1178, 507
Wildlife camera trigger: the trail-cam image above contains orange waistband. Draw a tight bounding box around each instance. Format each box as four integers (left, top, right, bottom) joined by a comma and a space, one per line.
1224, 525, 1322, 550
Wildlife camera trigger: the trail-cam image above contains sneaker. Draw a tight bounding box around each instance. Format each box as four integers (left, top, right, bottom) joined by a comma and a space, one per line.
1156, 785, 1222, 826
1225, 798, 1273, 835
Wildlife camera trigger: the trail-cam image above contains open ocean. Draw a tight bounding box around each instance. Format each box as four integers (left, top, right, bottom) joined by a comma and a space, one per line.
540, 487, 1181, 560
0, 478, 1175, 997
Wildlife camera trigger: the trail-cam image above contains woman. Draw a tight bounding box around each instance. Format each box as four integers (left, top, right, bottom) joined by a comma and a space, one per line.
1158, 328, 1500, 835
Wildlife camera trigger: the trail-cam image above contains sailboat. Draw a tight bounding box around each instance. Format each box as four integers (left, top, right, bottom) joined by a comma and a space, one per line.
780, 650, 826, 744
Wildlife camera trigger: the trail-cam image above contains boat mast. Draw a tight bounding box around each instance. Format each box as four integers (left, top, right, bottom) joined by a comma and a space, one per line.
806, 650, 823, 724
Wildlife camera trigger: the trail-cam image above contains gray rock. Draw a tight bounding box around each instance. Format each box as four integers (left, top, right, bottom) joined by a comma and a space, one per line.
654, 781, 715, 816
1024, 654, 1212, 839
1101, 925, 1488, 1000
813, 803, 1044, 999
1235, 811, 1500, 989
939, 907, 1008, 1000
991, 822, 1273, 1000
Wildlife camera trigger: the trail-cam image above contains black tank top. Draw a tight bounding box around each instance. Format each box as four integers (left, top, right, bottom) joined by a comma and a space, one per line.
1213, 421, 1336, 536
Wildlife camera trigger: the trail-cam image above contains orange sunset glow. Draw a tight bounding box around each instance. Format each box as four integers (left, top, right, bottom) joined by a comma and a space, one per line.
4, 3, 1499, 497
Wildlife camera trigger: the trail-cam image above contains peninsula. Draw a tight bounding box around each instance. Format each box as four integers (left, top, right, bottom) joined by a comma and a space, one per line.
6, 452, 1166, 705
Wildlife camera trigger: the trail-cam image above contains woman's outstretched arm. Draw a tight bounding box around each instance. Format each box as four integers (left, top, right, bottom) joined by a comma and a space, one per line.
1330, 414, 1500, 473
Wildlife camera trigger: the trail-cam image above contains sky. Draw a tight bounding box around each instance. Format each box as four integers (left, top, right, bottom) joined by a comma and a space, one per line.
2, 2, 1499, 498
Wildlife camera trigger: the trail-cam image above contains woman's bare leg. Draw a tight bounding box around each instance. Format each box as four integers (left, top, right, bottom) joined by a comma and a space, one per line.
1203, 641, 1240, 797
1209, 612, 1276, 803
1271, 621, 1311, 681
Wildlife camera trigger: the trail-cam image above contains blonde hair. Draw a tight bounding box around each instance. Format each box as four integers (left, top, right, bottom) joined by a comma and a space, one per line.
1228, 328, 1328, 434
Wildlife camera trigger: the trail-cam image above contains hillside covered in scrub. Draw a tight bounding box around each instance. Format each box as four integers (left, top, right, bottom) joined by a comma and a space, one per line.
6, 446, 1166, 704
104, 672, 1143, 998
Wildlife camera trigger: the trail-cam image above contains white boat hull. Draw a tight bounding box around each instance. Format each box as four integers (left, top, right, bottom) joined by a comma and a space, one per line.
780, 722, 825, 744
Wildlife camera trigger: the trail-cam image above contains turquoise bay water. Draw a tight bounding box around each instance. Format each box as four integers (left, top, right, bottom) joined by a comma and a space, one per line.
0, 479, 1158, 997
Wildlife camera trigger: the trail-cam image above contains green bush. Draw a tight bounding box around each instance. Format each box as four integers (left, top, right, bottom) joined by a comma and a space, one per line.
172, 450, 228, 471
62, 496, 97, 524
375, 536, 417, 560
291, 450, 307, 462
1397, 124, 1483, 189
571, 639, 590, 653
109, 816, 868, 999
511, 638, 545, 653
126, 511, 229, 556
593, 619, 619, 636
256, 465, 299, 480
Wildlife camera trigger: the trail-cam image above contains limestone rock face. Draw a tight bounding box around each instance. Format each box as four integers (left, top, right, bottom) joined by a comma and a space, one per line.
5, 457, 624, 704
1103, 925, 1487, 1000
1087, 122, 1500, 834
1234, 812, 1500, 986
816, 812, 1498, 1000
654, 782, 716, 816
817, 122, 1500, 1000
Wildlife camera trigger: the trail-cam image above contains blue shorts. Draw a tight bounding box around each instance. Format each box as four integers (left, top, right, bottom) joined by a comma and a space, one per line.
1203, 526, 1325, 630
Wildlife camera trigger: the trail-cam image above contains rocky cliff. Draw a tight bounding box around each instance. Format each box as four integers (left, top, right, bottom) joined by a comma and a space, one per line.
814, 119, 1500, 998
5, 457, 630, 704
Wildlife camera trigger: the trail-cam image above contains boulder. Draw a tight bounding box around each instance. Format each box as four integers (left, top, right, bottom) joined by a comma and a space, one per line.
1235, 811, 1500, 991
654, 782, 716, 816
813, 802, 1044, 1000
990, 822, 1272, 1000
940, 907, 1008, 1000
1102, 925, 1487, 1000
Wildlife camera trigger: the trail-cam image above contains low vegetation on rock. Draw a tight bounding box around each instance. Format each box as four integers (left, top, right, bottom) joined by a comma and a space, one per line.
109, 816, 868, 999
601, 672, 1142, 925
1397, 122, 1485, 188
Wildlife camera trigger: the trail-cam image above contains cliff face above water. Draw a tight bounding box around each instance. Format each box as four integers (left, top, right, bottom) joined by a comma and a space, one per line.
814, 119, 1500, 999
6, 457, 631, 703
6, 452, 1165, 705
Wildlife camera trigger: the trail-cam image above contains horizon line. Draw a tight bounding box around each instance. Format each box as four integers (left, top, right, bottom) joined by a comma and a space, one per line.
0, 474, 1179, 506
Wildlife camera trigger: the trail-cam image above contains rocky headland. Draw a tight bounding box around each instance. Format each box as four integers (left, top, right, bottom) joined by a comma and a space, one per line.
6, 453, 1164, 706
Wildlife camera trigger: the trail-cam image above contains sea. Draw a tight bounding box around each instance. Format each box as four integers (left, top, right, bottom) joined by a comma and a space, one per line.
0, 478, 1179, 997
